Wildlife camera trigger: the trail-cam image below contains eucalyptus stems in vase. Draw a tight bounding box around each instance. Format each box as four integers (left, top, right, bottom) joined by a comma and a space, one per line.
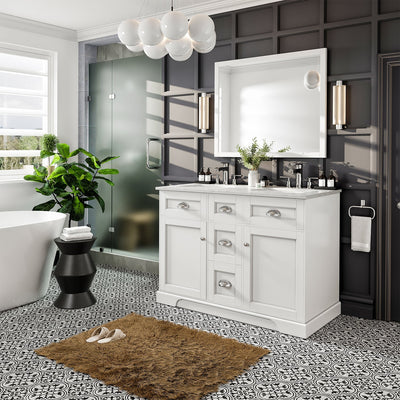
236, 137, 290, 187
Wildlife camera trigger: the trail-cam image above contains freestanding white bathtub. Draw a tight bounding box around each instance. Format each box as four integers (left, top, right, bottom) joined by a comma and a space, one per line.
0, 211, 66, 311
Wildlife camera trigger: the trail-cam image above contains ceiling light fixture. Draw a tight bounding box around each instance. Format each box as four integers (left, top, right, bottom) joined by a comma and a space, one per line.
117, 0, 216, 62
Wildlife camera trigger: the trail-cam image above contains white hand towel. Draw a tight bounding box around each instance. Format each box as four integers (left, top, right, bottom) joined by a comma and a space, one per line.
63, 226, 91, 234
60, 232, 93, 241
351, 216, 371, 252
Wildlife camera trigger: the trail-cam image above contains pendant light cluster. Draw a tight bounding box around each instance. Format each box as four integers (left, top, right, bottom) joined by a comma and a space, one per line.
117, 1, 216, 61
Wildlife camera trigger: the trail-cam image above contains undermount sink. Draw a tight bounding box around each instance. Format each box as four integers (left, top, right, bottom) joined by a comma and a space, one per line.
267, 187, 323, 194
187, 183, 249, 190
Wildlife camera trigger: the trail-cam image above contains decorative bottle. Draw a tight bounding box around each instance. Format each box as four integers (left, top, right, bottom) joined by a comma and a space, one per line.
327, 170, 336, 188
318, 171, 326, 187
205, 168, 212, 183
198, 168, 205, 182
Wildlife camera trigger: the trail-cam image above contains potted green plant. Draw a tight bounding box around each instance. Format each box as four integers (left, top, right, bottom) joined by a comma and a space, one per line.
40, 133, 59, 174
24, 142, 119, 227
236, 137, 290, 187
24, 142, 119, 309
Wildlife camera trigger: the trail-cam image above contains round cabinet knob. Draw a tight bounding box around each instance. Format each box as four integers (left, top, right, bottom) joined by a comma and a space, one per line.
397, 202, 400, 210
177, 202, 189, 209
266, 209, 281, 218
218, 280, 232, 288
219, 205, 233, 214
200, 237, 206, 241
243, 242, 250, 247
218, 239, 232, 247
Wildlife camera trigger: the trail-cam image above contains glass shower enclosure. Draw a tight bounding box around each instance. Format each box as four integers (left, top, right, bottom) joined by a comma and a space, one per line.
88, 55, 163, 262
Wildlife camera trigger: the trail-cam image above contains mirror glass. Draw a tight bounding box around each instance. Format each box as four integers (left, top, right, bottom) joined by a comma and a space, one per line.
214, 48, 327, 158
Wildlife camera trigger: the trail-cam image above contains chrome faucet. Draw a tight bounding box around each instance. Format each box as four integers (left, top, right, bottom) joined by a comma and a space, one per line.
219, 162, 229, 185
232, 174, 242, 185
295, 163, 303, 189
280, 176, 291, 188
214, 167, 220, 184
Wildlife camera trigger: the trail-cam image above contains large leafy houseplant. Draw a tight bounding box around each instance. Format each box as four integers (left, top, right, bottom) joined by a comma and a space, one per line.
24, 143, 119, 227
236, 137, 290, 170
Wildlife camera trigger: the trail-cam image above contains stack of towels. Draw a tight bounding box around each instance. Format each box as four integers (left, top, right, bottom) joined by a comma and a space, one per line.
60, 226, 93, 242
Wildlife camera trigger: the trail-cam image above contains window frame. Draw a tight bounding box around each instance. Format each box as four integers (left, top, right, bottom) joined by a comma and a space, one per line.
0, 43, 56, 181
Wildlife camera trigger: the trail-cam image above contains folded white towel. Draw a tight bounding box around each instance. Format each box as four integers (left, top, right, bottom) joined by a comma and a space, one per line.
60, 232, 93, 241
351, 216, 371, 252
63, 226, 91, 234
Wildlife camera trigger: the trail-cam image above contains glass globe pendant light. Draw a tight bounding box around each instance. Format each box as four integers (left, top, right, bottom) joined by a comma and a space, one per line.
161, 9, 188, 40
117, 19, 140, 46
117, 0, 216, 61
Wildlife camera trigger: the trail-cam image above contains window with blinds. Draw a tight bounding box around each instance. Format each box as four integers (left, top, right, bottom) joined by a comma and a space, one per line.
0, 47, 53, 178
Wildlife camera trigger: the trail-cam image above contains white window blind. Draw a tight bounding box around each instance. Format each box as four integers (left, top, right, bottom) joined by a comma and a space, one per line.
0, 47, 53, 178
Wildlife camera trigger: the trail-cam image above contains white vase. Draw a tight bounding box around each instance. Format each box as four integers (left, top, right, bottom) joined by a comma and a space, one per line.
248, 170, 260, 187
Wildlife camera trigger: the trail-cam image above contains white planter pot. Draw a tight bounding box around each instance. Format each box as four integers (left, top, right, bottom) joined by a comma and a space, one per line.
248, 170, 260, 187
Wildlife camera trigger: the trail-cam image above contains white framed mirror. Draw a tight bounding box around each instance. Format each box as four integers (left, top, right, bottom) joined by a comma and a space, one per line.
214, 48, 327, 158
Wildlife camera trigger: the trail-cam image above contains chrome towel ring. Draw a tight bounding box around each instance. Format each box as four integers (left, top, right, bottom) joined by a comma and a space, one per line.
348, 200, 375, 220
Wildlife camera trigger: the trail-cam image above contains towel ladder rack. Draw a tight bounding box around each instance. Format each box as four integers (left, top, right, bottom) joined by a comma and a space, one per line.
348, 200, 375, 220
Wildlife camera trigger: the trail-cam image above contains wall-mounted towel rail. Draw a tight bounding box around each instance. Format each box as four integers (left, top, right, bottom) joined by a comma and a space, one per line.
348, 200, 375, 220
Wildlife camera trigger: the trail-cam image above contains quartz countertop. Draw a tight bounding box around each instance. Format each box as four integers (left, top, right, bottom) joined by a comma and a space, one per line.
156, 183, 341, 199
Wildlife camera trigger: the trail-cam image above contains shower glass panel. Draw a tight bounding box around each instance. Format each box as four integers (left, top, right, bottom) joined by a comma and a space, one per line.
88, 55, 163, 262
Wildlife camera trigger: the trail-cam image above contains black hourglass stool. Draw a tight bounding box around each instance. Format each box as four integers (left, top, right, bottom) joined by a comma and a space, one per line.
53, 237, 97, 309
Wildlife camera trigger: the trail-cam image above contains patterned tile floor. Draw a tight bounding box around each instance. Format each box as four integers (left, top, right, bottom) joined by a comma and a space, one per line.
1, 265, 400, 400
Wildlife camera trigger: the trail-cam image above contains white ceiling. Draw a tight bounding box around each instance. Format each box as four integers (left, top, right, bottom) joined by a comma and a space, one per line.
0, 0, 279, 33
0, 0, 187, 31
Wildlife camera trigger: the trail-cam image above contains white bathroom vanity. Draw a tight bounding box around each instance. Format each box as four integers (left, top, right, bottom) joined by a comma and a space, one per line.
156, 184, 341, 338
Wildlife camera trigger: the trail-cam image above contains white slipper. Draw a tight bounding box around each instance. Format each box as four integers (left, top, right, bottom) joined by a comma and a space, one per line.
97, 328, 126, 344
86, 326, 110, 343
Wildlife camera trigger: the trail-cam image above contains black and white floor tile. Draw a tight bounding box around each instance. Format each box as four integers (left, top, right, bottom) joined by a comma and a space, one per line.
1, 265, 400, 400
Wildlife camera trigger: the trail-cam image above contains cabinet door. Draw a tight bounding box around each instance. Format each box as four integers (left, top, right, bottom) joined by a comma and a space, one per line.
159, 216, 206, 299
243, 226, 303, 321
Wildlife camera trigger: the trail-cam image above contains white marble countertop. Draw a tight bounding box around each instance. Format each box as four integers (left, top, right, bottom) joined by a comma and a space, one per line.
156, 183, 341, 199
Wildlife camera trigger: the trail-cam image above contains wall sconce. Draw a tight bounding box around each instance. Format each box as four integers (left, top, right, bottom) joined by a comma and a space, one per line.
198, 93, 210, 133
332, 80, 346, 129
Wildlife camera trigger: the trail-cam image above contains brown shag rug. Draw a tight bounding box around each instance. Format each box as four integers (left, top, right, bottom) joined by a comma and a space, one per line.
35, 312, 269, 400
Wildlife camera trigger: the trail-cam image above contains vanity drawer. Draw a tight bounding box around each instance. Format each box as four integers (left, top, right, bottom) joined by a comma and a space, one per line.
208, 195, 241, 223
247, 197, 299, 230
207, 223, 242, 265
207, 262, 242, 308
160, 192, 206, 220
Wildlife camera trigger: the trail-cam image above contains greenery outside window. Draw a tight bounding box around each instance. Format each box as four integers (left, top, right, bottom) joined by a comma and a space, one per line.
0, 45, 54, 180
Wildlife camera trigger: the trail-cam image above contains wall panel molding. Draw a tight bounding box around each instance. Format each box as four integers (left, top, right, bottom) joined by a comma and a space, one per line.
161, 0, 400, 319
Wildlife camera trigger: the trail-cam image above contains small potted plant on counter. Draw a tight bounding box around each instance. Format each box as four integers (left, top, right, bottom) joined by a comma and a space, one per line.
24, 143, 119, 309
236, 137, 290, 187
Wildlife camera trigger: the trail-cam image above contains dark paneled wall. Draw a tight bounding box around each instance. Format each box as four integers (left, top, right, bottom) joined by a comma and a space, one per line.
162, 0, 400, 319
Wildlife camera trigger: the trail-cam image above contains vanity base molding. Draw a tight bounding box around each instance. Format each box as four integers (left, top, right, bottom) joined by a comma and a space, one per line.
157, 291, 341, 338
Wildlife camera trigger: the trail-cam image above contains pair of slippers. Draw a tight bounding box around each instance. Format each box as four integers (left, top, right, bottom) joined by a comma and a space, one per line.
86, 327, 126, 344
